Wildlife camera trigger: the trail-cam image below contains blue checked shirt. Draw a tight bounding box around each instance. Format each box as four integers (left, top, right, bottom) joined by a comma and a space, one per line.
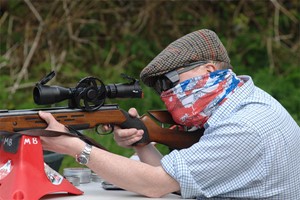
161, 76, 300, 199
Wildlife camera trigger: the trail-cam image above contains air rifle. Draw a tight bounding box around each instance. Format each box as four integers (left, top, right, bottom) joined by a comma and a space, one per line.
0, 72, 204, 149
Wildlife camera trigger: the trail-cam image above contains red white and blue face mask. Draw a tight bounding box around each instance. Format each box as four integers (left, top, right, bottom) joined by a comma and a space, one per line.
160, 69, 244, 128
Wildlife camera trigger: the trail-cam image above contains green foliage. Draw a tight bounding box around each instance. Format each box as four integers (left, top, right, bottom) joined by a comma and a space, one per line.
253, 67, 300, 124
0, 0, 299, 170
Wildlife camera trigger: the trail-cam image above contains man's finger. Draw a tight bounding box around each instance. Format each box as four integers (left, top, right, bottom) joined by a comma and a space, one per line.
38, 111, 55, 124
128, 107, 139, 118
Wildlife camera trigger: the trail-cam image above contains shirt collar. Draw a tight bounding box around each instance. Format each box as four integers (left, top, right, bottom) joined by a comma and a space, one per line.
204, 75, 254, 129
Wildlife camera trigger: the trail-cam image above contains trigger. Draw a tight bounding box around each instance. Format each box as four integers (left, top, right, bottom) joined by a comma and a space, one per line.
96, 124, 114, 135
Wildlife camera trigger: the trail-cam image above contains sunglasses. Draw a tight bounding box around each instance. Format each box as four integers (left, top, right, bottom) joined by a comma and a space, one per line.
153, 61, 208, 94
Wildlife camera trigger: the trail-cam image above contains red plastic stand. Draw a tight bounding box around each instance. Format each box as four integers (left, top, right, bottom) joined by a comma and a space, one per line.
0, 134, 83, 200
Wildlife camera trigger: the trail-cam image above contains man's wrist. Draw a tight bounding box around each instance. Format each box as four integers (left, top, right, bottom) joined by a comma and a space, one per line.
133, 143, 155, 153
66, 139, 86, 158
75, 143, 93, 165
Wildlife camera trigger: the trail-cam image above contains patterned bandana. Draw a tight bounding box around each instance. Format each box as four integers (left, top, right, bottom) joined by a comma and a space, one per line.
160, 69, 244, 128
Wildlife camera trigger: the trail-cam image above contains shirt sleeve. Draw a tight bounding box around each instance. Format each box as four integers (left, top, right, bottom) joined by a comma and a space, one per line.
161, 121, 265, 199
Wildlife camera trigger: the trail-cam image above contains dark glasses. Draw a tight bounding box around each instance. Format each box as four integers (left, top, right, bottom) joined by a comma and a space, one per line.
153, 61, 208, 94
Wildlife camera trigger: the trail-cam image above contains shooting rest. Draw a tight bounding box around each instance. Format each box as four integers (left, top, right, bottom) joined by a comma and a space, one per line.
0, 133, 83, 200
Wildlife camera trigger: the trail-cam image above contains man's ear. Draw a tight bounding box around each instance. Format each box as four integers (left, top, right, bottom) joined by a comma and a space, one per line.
205, 63, 217, 72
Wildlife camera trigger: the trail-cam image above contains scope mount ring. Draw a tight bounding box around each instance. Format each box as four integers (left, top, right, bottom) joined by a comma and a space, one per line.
74, 77, 106, 111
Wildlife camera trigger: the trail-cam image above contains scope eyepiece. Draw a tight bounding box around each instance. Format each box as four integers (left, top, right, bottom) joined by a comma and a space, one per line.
105, 82, 143, 99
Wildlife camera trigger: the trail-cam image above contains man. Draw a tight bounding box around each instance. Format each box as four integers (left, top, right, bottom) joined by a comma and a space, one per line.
40, 29, 300, 199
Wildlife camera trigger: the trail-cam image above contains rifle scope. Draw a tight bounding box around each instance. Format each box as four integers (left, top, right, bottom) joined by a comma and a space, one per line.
33, 71, 143, 111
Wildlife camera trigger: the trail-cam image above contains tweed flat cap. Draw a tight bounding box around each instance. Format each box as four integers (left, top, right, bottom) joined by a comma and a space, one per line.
140, 29, 230, 87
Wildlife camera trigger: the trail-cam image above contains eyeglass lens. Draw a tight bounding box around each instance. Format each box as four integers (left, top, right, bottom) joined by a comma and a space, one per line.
154, 61, 208, 94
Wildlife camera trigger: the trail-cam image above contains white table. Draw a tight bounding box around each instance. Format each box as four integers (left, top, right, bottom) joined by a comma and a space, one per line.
41, 182, 188, 200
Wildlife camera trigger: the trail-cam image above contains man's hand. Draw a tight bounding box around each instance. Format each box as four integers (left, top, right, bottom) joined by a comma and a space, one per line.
113, 108, 144, 148
39, 111, 85, 157
39, 111, 68, 132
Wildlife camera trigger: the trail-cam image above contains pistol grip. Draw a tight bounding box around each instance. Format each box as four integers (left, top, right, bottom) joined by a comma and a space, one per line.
119, 110, 149, 146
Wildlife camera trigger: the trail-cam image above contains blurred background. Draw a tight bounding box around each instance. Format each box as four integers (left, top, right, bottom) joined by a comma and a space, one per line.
0, 0, 299, 172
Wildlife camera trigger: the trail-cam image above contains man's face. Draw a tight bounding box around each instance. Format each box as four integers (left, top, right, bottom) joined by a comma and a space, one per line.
153, 61, 217, 94
178, 63, 215, 83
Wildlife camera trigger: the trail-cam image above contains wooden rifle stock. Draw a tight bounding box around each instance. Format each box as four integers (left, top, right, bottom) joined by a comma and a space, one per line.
0, 104, 204, 149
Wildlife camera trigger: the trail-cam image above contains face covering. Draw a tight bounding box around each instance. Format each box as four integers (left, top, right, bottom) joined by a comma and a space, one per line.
160, 69, 244, 128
